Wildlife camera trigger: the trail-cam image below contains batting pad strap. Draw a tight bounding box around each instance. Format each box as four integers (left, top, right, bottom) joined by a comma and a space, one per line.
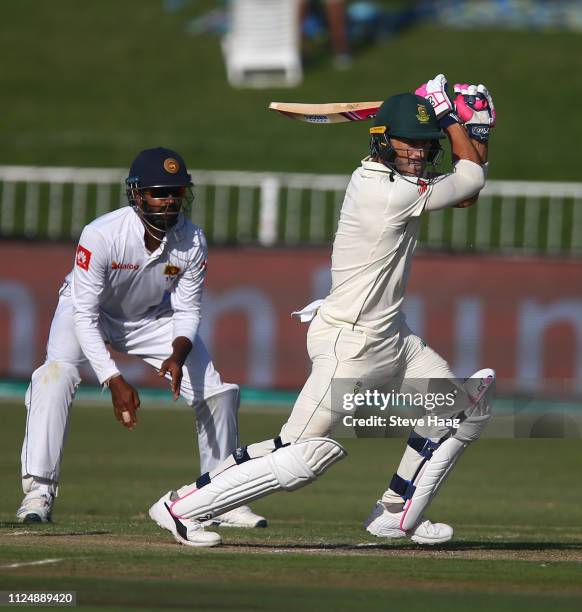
196, 472, 211, 489
389, 473, 416, 500
232, 446, 251, 465
407, 433, 442, 460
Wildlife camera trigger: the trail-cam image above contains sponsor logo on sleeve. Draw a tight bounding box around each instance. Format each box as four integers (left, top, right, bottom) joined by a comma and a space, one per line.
76, 245, 92, 271
111, 261, 139, 270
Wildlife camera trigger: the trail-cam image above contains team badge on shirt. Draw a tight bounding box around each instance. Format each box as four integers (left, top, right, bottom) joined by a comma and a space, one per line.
76, 245, 92, 271
164, 264, 181, 277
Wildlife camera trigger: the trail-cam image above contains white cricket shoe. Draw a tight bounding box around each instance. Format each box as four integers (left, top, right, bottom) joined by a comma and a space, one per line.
16, 478, 56, 523
209, 505, 268, 528
363, 501, 453, 544
149, 491, 222, 548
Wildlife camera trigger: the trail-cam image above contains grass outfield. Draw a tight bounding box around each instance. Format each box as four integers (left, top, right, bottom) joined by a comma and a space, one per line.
2, 1, 582, 180
1, 402, 581, 610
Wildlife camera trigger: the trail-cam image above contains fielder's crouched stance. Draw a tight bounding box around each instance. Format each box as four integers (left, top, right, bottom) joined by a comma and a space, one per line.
18, 148, 265, 540
151, 75, 497, 546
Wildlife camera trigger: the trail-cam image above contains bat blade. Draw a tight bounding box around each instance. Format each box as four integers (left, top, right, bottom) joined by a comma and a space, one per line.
269, 101, 382, 124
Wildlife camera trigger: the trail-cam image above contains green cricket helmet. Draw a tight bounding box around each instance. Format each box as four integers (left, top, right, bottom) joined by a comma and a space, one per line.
369, 93, 444, 175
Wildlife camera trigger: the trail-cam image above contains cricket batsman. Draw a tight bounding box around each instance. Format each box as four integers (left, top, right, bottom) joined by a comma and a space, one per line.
150, 75, 496, 546
17, 147, 266, 544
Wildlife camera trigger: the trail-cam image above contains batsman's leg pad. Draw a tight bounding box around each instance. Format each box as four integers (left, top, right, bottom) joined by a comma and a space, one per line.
171, 437, 347, 520
397, 368, 495, 530
400, 436, 466, 531
454, 413, 491, 445
190, 437, 286, 490
454, 368, 495, 444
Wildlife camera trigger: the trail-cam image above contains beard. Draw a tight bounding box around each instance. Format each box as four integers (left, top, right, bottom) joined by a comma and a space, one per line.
143, 211, 180, 232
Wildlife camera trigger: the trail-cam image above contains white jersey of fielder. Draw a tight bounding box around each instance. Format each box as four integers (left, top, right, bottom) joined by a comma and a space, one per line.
69, 206, 207, 384
319, 157, 485, 339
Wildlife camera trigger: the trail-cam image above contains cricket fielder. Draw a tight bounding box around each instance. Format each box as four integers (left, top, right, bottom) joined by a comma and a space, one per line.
150, 75, 496, 546
17, 147, 266, 543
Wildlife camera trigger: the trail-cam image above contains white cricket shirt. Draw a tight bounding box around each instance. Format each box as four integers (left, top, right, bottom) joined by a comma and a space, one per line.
68, 207, 207, 383
319, 158, 485, 338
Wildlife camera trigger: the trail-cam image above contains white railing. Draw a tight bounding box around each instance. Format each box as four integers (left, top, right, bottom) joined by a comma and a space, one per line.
1, 165, 581, 253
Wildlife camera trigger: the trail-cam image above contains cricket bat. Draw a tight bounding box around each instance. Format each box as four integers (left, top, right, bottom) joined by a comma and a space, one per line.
269, 101, 382, 124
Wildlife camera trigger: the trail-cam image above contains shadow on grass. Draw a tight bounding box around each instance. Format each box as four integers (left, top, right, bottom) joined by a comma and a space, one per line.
0, 522, 111, 536
226, 540, 582, 552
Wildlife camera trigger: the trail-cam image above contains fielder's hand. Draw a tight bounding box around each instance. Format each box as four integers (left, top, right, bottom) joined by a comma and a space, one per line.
159, 356, 184, 401
453, 83, 496, 142
108, 375, 140, 430
415, 73, 456, 119
159, 336, 192, 401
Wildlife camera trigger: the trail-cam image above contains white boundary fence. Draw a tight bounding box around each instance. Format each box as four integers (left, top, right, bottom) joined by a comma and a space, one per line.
1, 165, 582, 254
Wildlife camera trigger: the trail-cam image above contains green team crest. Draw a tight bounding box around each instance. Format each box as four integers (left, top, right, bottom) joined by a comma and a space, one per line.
416, 104, 431, 123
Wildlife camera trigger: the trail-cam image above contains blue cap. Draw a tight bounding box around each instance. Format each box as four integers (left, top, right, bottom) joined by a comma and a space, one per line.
126, 147, 193, 188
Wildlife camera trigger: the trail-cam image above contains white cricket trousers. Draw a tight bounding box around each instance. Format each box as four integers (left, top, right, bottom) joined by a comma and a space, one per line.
280, 313, 455, 443
277, 313, 458, 507
21, 284, 239, 483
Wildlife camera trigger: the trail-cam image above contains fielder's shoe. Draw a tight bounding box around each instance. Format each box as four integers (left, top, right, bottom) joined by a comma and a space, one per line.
16, 478, 56, 523
363, 501, 453, 545
149, 491, 221, 548
209, 505, 268, 528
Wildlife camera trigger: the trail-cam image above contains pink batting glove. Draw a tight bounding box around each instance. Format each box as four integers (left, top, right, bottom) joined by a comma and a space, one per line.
453, 83, 496, 127
415, 73, 455, 119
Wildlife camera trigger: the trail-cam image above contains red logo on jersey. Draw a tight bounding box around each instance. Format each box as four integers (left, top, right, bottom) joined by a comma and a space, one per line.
418, 179, 428, 195
198, 259, 208, 272
112, 261, 139, 270
76, 245, 92, 271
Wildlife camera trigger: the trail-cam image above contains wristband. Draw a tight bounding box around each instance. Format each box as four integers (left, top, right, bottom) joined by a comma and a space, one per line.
467, 124, 490, 143
438, 112, 461, 129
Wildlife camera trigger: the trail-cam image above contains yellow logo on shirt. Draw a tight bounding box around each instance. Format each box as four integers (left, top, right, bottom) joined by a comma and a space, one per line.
369, 126, 387, 134
164, 264, 181, 277
416, 105, 430, 123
